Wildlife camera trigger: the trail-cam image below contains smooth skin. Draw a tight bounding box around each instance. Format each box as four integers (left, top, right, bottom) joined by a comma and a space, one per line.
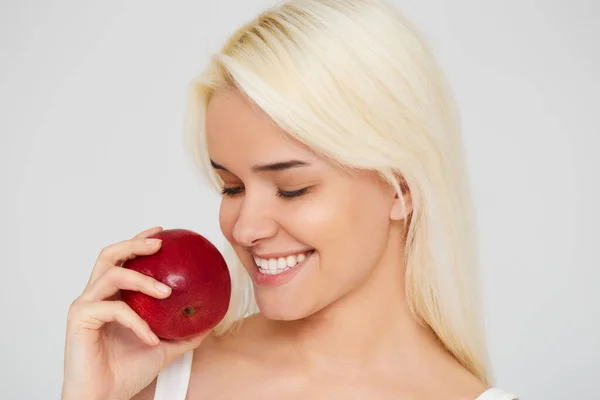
62, 88, 488, 400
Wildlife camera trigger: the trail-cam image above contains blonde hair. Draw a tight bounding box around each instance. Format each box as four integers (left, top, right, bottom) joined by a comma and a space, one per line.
183, 0, 492, 385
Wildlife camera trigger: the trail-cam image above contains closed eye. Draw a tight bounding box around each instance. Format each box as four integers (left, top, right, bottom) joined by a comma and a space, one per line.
219, 186, 310, 199
220, 186, 243, 196
276, 187, 309, 198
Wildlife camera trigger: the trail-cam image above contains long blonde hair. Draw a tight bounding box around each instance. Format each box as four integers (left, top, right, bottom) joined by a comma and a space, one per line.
183, 0, 491, 385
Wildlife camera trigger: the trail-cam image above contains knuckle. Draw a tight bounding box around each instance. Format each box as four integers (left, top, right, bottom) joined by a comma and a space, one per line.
106, 265, 127, 283
97, 243, 115, 260
67, 300, 80, 318
114, 300, 130, 314
115, 306, 133, 328
67, 299, 87, 323
106, 265, 120, 279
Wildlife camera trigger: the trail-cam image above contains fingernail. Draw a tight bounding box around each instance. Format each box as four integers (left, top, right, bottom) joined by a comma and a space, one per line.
146, 238, 162, 246
149, 330, 160, 344
155, 281, 171, 293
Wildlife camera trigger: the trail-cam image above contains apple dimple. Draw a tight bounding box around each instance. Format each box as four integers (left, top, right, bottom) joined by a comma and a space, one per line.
182, 306, 196, 317
121, 228, 232, 340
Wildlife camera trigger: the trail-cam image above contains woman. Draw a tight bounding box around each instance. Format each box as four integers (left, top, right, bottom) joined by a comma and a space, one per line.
62, 0, 519, 399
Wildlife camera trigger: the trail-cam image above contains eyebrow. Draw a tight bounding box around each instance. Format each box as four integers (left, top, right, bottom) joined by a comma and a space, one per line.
210, 159, 311, 173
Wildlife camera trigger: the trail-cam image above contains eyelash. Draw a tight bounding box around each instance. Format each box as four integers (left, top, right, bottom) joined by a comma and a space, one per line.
220, 186, 309, 199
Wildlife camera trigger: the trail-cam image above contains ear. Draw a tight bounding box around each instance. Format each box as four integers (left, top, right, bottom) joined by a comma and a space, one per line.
390, 177, 412, 221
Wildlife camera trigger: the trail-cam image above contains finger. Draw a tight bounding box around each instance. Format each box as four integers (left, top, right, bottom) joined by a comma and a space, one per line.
86, 226, 163, 286
133, 225, 164, 240
88, 234, 163, 285
69, 300, 160, 347
99, 232, 164, 267
81, 266, 172, 302
100, 236, 163, 266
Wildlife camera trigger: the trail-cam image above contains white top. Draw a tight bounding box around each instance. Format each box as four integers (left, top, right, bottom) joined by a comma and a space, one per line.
154, 351, 518, 400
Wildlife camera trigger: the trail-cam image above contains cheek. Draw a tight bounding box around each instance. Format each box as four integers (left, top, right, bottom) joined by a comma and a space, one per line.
282, 186, 390, 253
312, 186, 391, 268
278, 195, 340, 247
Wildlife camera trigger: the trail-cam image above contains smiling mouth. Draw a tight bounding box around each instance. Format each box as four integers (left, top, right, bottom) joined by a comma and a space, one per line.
253, 250, 315, 275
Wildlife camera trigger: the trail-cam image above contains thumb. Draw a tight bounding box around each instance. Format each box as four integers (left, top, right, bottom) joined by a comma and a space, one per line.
158, 330, 211, 367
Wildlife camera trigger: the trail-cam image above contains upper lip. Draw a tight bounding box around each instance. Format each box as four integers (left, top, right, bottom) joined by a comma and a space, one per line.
252, 249, 314, 260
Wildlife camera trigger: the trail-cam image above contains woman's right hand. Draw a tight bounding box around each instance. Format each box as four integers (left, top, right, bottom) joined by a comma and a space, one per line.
61, 226, 209, 400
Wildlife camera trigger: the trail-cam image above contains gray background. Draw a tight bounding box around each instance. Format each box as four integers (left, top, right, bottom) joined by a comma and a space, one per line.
1, 0, 598, 399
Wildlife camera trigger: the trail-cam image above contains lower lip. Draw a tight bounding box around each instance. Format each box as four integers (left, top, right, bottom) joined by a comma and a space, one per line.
252, 251, 314, 288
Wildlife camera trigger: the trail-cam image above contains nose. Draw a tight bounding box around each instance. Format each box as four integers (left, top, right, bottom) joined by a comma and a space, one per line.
231, 195, 278, 247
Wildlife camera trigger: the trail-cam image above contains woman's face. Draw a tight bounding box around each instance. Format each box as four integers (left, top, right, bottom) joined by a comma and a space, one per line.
206, 88, 406, 320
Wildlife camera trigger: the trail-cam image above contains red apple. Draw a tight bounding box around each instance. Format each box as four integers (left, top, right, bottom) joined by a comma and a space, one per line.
121, 228, 231, 340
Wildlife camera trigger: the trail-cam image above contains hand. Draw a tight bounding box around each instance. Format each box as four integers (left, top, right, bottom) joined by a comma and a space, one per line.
61, 226, 209, 400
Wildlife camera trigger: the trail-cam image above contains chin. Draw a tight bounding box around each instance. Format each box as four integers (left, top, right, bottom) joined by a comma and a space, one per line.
259, 310, 302, 321
254, 293, 313, 321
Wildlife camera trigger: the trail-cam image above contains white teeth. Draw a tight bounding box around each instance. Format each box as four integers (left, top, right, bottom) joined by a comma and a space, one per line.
268, 258, 277, 271
254, 251, 312, 275
286, 255, 296, 267
278, 257, 287, 269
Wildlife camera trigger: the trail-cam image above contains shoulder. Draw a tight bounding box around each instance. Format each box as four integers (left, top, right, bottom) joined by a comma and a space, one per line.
186, 314, 274, 397
192, 313, 270, 365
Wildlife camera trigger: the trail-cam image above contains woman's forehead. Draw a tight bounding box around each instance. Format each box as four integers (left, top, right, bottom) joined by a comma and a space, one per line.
206, 90, 322, 166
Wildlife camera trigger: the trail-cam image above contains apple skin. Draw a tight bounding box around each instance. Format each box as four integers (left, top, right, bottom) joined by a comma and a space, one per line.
121, 229, 231, 340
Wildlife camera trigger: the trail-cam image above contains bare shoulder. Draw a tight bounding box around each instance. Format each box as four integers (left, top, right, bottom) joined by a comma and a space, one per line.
193, 313, 268, 363
187, 314, 274, 397
423, 347, 489, 400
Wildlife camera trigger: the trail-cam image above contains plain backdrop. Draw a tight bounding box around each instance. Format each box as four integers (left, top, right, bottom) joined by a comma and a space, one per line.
1, 0, 598, 399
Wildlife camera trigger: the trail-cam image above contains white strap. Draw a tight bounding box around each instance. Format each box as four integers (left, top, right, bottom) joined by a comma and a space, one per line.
476, 388, 518, 400
154, 350, 194, 400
